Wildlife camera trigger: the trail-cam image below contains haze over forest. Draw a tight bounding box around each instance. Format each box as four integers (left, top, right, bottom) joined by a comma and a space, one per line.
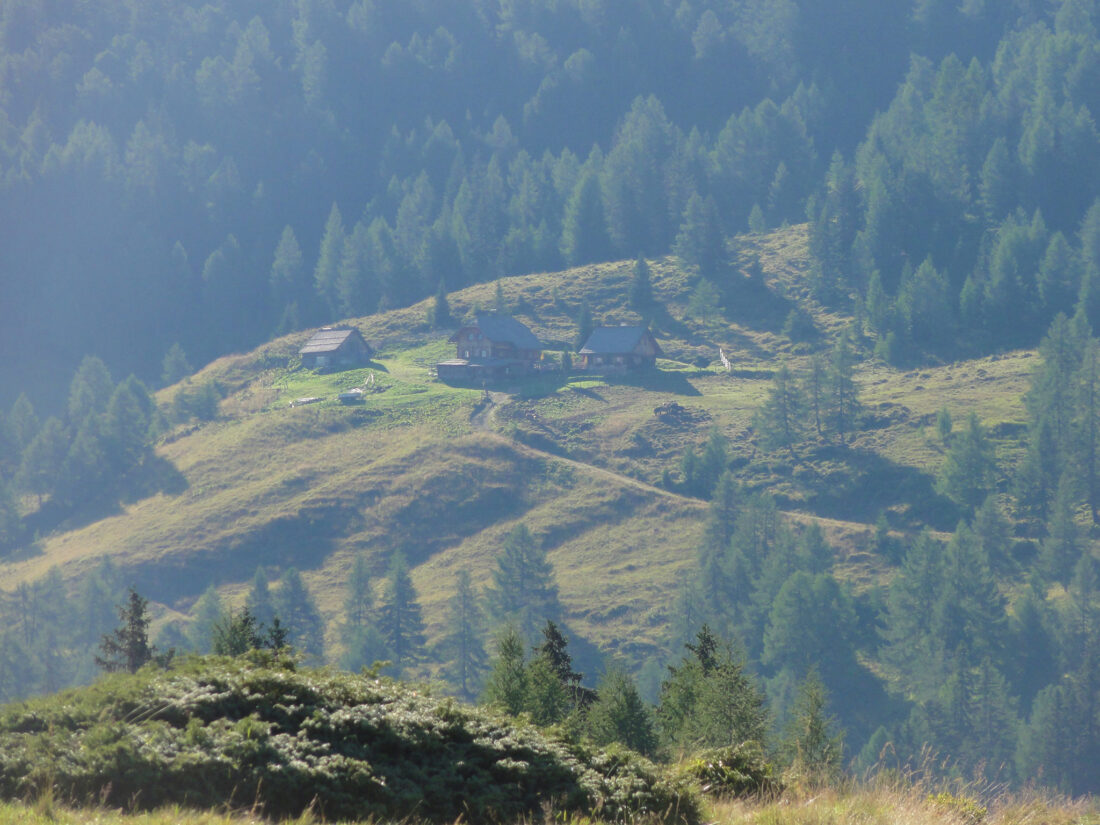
5, 0, 1100, 803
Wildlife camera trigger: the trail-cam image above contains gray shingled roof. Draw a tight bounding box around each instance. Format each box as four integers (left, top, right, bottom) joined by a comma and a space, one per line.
468, 313, 543, 349
579, 326, 661, 355
300, 328, 361, 355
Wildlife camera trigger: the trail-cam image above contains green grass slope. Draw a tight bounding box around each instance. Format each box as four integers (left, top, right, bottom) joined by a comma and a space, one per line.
0, 225, 1038, 669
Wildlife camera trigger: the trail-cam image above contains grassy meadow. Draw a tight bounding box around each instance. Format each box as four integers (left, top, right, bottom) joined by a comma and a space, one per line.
2, 787, 1096, 825
0, 224, 1040, 669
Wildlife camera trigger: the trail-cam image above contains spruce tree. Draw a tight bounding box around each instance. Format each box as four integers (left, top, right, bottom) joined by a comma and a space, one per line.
95, 588, 157, 674
587, 668, 658, 756
483, 626, 528, 716
658, 625, 767, 750
211, 607, 264, 655
523, 654, 570, 725
535, 620, 582, 692
781, 668, 843, 784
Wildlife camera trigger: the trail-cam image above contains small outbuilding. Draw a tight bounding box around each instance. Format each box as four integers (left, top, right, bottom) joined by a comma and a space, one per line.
299, 327, 373, 369
436, 313, 544, 382
577, 325, 663, 371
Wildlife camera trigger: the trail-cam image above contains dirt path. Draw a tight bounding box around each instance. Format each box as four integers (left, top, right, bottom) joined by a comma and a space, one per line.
469, 393, 885, 542
469, 392, 706, 506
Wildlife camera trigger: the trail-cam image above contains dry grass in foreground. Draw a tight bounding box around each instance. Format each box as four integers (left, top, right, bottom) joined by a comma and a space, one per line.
2, 785, 1098, 825
709, 784, 1099, 825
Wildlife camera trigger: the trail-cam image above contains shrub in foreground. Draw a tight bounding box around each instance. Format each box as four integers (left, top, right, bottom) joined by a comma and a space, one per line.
0, 653, 698, 824
678, 742, 781, 799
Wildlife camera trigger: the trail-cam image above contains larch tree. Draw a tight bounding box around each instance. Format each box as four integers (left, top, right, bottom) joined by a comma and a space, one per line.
272, 567, 324, 657
341, 552, 373, 640
377, 551, 426, 673
7, 393, 39, 456
187, 585, 224, 653
755, 364, 807, 459
160, 343, 192, 387
486, 524, 561, 642
936, 412, 998, 512
313, 202, 345, 317
560, 169, 610, 267
16, 417, 67, 504
67, 355, 113, 428
825, 331, 861, 445
629, 256, 655, 313
437, 568, 489, 701
270, 224, 305, 318
245, 567, 277, 630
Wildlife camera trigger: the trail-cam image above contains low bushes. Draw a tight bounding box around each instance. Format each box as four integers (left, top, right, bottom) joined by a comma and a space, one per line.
0, 653, 698, 824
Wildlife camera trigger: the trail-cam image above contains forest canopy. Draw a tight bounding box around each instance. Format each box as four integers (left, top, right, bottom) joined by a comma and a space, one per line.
0, 0, 1072, 408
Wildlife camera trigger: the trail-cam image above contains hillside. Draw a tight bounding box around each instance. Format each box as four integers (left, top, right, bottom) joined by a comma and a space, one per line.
0, 225, 1037, 665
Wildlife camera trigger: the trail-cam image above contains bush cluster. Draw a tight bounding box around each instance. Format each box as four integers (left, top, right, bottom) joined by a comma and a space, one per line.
678, 742, 781, 799
0, 653, 698, 824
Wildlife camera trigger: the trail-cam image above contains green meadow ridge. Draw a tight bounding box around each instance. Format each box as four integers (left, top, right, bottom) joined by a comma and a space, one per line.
0, 225, 1035, 666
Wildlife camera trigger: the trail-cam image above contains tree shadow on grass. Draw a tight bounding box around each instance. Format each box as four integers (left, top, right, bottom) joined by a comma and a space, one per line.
20, 455, 190, 542
609, 369, 703, 397
802, 445, 960, 531
567, 384, 607, 401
